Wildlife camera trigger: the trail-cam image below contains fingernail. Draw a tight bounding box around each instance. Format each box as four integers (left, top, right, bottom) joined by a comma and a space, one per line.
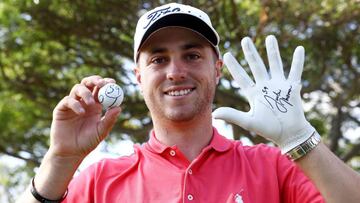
88, 97, 95, 105
79, 107, 85, 114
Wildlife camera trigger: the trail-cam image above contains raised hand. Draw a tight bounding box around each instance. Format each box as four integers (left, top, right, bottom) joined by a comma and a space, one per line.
49, 75, 121, 160
213, 35, 315, 153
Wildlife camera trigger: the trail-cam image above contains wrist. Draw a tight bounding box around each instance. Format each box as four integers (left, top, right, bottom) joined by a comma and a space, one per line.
285, 131, 321, 161
33, 151, 82, 200
45, 148, 84, 167
31, 177, 68, 203
279, 123, 316, 154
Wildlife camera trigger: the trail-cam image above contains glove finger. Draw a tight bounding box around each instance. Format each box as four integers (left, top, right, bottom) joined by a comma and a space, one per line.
241, 37, 270, 83
223, 52, 255, 89
265, 35, 285, 80
212, 107, 251, 130
288, 46, 305, 83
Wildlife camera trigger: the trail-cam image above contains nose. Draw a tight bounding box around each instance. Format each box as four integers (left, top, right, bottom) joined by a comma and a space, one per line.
166, 59, 187, 82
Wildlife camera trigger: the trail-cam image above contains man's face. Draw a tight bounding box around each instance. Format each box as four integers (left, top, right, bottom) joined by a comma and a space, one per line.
135, 27, 222, 123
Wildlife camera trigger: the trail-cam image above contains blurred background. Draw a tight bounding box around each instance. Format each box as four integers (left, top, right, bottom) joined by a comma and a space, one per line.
0, 0, 359, 202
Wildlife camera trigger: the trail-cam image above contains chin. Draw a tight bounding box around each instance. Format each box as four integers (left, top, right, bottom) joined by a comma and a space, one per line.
166, 112, 197, 122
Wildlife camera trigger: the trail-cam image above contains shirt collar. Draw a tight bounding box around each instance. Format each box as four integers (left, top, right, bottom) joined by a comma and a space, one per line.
147, 130, 169, 154
146, 127, 232, 154
209, 127, 232, 152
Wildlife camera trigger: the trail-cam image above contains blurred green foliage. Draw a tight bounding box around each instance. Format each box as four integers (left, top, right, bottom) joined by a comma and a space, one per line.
0, 0, 359, 201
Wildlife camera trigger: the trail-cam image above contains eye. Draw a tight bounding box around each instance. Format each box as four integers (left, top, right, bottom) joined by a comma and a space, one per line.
185, 53, 200, 61
151, 56, 168, 64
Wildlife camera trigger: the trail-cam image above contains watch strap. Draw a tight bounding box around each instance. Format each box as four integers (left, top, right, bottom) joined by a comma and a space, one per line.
286, 131, 321, 161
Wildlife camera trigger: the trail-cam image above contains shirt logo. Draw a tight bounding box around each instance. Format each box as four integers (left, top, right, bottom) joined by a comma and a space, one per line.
234, 193, 243, 203
143, 6, 181, 29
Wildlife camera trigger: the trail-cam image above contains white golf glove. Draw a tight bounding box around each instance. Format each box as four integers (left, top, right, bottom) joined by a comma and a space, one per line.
213, 35, 316, 154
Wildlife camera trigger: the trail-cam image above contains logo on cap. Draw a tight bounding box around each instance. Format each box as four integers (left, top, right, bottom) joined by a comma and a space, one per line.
144, 6, 181, 29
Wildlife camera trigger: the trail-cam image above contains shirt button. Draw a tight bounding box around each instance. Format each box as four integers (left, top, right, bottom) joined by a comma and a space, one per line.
187, 194, 194, 201
169, 150, 176, 156
188, 169, 193, 174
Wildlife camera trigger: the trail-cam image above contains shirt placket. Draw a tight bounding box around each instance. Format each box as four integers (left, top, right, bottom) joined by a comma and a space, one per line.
164, 147, 196, 202
181, 163, 194, 202
182, 147, 213, 203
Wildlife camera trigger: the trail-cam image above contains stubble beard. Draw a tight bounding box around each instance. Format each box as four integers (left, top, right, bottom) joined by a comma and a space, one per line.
147, 84, 216, 123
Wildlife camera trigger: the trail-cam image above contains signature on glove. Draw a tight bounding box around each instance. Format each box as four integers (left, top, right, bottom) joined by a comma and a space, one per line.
262, 86, 293, 113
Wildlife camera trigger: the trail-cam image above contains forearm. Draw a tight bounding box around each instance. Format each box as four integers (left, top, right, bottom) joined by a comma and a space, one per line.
16, 150, 83, 202
296, 142, 360, 203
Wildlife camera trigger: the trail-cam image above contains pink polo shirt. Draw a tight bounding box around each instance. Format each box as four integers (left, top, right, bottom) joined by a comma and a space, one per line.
63, 128, 324, 202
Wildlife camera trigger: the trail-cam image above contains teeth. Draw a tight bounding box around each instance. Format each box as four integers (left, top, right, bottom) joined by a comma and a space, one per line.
167, 89, 192, 96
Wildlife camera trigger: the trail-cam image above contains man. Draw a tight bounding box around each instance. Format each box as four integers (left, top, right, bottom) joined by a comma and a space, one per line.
18, 3, 360, 203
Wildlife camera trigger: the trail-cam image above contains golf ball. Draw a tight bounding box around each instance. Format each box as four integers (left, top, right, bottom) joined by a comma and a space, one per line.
98, 83, 124, 110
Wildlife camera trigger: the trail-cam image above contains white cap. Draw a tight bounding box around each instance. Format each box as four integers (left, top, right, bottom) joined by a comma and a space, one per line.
134, 3, 220, 62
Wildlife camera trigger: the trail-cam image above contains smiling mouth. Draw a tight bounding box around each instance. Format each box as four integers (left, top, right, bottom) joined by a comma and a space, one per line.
165, 88, 195, 96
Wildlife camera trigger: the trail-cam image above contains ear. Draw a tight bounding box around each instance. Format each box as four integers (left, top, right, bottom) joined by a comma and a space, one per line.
134, 66, 141, 84
215, 59, 223, 85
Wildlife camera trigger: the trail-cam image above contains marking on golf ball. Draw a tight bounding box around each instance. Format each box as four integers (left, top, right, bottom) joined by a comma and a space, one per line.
98, 83, 124, 110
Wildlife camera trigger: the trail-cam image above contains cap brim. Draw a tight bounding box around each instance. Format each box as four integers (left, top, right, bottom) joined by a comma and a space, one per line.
139, 14, 218, 50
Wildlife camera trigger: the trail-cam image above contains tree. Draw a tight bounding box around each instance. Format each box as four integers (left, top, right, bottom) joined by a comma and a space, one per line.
0, 0, 359, 201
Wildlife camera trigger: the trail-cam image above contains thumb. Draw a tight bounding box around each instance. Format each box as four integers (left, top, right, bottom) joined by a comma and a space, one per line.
97, 107, 121, 140
212, 107, 251, 130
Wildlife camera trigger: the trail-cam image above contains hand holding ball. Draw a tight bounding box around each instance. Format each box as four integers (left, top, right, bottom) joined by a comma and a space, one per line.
98, 83, 124, 110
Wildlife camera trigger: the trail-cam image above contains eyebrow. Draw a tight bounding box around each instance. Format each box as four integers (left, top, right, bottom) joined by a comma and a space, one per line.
181, 43, 205, 50
148, 47, 167, 55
